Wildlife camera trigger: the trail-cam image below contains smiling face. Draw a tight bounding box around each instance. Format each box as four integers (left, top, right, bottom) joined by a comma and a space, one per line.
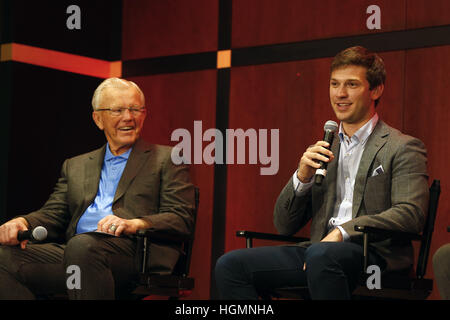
330, 65, 383, 135
92, 86, 146, 155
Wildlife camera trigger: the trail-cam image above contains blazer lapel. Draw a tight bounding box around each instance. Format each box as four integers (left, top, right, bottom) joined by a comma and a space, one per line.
83, 145, 106, 210
113, 139, 153, 204
352, 120, 390, 218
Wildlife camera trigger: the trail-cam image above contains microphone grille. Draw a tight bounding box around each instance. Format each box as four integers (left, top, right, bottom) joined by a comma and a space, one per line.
324, 120, 338, 132
32, 226, 48, 241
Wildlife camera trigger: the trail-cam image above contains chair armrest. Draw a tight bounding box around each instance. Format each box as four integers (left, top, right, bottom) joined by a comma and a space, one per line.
136, 229, 190, 244
355, 225, 422, 272
135, 229, 192, 275
354, 225, 422, 241
236, 230, 309, 248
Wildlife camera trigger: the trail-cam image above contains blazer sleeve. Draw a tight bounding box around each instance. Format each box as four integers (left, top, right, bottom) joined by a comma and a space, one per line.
341, 137, 429, 240
20, 160, 71, 241
273, 177, 313, 236
139, 150, 195, 237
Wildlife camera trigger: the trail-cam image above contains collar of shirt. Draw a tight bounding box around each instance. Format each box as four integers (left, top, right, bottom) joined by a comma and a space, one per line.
104, 143, 132, 163
338, 113, 379, 147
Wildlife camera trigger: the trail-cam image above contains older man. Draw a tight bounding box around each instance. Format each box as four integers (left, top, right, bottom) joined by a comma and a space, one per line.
0, 78, 195, 299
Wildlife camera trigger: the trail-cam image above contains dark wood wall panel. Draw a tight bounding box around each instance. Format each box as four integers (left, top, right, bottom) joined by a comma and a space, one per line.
122, 0, 218, 60
8, 0, 121, 60
407, 0, 450, 29
232, 0, 406, 48
404, 45, 450, 299
129, 70, 217, 300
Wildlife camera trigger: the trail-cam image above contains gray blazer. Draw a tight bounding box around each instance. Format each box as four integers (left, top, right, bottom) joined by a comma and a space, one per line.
23, 139, 195, 274
274, 120, 429, 271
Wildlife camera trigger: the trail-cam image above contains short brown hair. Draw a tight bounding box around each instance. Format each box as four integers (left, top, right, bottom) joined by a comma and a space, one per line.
331, 46, 386, 106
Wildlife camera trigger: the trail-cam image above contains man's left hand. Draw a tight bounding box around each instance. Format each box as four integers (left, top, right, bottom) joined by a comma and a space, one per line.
97, 215, 151, 236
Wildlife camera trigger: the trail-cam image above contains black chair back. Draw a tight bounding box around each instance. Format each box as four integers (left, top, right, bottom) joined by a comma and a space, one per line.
172, 186, 199, 277
416, 179, 441, 278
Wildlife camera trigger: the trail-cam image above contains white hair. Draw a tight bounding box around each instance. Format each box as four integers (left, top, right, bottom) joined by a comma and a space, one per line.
91, 77, 145, 110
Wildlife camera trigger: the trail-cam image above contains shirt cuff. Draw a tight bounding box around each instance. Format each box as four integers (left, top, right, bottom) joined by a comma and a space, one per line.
292, 170, 313, 197
336, 226, 350, 242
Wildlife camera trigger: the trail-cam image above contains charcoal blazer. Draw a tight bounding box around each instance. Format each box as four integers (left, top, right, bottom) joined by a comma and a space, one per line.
274, 120, 429, 270
23, 138, 195, 274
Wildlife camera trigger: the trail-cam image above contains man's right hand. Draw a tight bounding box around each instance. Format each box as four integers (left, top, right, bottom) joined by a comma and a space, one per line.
297, 140, 335, 183
0, 217, 30, 249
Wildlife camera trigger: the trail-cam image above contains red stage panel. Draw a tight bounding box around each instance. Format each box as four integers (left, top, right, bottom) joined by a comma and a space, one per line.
404, 45, 450, 299
226, 58, 334, 251
232, 0, 406, 48
374, 50, 405, 130
407, 0, 450, 29
1, 43, 120, 78
129, 70, 217, 299
122, 0, 218, 60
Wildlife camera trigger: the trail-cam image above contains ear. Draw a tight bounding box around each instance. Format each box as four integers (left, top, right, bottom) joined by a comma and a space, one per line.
370, 84, 384, 101
92, 111, 104, 130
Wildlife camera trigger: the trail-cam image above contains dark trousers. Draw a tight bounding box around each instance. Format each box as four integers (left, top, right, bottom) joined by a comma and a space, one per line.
0, 233, 138, 300
215, 242, 386, 300
433, 243, 450, 300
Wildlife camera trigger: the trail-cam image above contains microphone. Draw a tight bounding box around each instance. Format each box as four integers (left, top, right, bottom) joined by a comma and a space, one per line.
314, 120, 338, 185
17, 226, 48, 242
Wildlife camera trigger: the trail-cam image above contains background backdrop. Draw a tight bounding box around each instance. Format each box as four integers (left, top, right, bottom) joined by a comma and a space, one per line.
1, 0, 449, 299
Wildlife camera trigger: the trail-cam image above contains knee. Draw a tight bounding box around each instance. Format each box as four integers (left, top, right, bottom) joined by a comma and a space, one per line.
215, 250, 241, 273
304, 243, 336, 268
63, 234, 101, 267
433, 244, 450, 274
215, 249, 247, 281
0, 246, 11, 264
0, 246, 15, 272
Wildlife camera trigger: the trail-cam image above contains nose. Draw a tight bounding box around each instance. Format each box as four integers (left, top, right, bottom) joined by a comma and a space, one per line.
121, 108, 135, 119
336, 84, 348, 98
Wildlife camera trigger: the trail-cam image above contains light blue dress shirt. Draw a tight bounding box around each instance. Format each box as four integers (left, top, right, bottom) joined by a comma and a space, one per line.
292, 113, 379, 240
76, 144, 132, 234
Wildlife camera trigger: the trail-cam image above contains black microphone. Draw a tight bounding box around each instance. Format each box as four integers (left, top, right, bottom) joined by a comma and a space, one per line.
17, 226, 48, 242
314, 120, 338, 185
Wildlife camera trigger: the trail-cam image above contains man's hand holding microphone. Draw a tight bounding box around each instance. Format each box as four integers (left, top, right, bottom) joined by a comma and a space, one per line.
0, 217, 47, 249
297, 140, 335, 183
297, 120, 338, 184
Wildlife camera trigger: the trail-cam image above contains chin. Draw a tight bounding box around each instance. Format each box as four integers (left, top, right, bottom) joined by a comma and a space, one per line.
121, 138, 138, 146
113, 137, 137, 148
118, 132, 139, 141
334, 113, 347, 122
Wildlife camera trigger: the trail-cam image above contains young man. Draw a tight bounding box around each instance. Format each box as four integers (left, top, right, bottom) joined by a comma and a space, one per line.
215, 46, 429, 299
